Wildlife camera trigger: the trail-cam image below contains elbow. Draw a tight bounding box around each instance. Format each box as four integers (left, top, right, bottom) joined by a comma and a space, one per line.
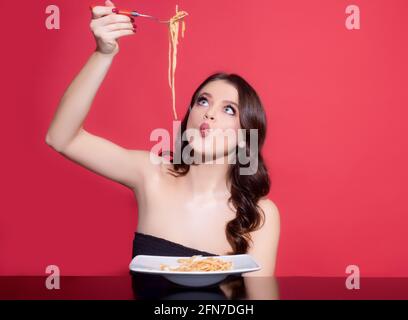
45, 134, 63, 152
45, 133, 52, 146
45, 128, 83, 152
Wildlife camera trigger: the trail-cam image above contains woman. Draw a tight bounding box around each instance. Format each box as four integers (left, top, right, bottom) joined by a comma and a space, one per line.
45, 0, 280, 277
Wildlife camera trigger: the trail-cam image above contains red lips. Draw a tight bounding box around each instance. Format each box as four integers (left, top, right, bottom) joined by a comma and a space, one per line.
199, 122, 210, 137
199, 122, 210, 131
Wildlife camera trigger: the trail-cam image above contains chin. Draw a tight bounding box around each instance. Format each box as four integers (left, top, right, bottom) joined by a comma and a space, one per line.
189, 145, 235, 164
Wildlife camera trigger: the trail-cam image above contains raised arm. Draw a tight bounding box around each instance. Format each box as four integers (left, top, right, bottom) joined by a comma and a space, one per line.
45, 1, 154, 191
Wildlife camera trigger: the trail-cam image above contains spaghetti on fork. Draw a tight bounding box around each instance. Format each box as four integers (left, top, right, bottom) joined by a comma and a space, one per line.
166, 5, 188, 120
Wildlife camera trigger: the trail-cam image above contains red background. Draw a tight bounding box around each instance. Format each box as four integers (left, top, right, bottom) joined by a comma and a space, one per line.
1, 0, 407, 276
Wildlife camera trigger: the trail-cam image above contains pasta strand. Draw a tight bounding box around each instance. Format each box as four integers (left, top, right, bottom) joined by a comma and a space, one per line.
166, 5, 188, 120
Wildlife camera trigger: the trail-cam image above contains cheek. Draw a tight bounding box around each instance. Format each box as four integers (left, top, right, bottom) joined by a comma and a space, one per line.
219, 118, 241, 132
186, 112, 196, 129
213, 117, 241, 143
187, 108, 202, 126
224, 121, 242, 150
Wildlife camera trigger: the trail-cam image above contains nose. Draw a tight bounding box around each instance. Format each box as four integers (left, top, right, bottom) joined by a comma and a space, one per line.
204, 109, 215, 121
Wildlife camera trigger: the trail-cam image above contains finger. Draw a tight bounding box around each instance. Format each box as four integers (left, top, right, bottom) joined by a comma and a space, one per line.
106, 22, 135, 32
105, 0, 115, 7
96, 13, 132, 26
91, 5, 117, 19
108, 29, 136, 40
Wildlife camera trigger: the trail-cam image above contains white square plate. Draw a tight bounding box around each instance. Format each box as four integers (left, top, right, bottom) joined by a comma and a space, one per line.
129, 254, 261, 287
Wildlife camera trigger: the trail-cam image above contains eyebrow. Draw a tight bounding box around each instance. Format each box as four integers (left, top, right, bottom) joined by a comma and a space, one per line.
199, 92, 239, 107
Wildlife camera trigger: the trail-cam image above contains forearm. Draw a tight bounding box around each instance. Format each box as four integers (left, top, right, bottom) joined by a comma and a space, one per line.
46, 50, 115, 150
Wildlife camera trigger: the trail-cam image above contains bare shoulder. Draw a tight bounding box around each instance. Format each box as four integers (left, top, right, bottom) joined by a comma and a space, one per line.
129, 150, 175, 187
257, 197, 280, 228
243, 197, 280, 277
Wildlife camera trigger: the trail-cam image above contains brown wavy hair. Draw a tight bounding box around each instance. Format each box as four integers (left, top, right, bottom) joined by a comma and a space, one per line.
160, 72, 270, 255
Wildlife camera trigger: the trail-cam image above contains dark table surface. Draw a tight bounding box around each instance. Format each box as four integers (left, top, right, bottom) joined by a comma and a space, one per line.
1, 275, 408, 300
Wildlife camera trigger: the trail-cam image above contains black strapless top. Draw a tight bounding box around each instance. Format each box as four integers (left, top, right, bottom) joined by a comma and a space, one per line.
132, 232, 218, 258
130, 232, 244, 300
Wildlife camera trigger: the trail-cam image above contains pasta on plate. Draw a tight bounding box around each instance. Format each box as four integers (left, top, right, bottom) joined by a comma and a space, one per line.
160, 255, 233, 272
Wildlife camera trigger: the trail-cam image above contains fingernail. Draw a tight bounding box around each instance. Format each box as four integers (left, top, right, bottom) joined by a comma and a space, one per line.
130, 17, 135, 22
132, 23, 137, 28
112, 8, 118, 13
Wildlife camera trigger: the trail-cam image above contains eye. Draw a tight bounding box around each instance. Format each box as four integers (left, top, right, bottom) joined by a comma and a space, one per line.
196, 97, 209, 106
224, 105, 236, 115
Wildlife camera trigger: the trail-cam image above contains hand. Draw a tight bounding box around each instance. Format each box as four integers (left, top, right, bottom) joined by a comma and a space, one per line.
90, 0, 136, 56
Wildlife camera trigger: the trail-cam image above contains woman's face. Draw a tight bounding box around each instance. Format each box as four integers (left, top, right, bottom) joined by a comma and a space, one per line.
186, 80, 242, 162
